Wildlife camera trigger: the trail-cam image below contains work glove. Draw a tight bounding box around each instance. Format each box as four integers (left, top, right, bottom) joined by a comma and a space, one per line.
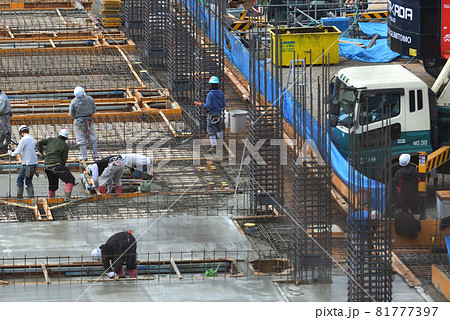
194, 101, 202, 107
107, 271, 116, 279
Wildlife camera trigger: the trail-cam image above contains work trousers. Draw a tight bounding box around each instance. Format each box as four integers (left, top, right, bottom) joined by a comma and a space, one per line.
17, 164, 37, 187
99, 162, 124, 188
45, 164, 75, 191
75, 118, 97, 146
206, 113, 223, 136
0, 113, 11, 145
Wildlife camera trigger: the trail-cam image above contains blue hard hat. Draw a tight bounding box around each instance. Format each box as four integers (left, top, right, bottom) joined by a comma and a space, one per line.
208, 76, 219, 84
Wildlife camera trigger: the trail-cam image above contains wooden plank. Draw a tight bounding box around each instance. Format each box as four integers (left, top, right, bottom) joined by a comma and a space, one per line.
0, 280, 8, 285
116, 46, 146, 88
38, 199, 53, 221
367, 33, 379, 48
41, 262, 51, 284
55, 9, 67, 25
392, 252, 421, 287
170, 258, 183, 279
159, 111, 178, 137
432, 264, 450, 301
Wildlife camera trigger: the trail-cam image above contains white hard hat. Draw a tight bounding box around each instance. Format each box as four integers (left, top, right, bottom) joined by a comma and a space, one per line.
58, 128, 69, 138
19, 125, 29, 133
74, 86, 84, 98
370, 210, 379, 220
399, 154, 410, 166
91, 247, 102, 262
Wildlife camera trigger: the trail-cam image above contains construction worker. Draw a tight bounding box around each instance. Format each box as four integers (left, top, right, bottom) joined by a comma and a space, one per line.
69, 86, 99, 161
393, 153, 422, 218
91, 230, 138, 280
0, 89, 11, 148
86, 155, 124, 194
121, 153, 153, 179
194, 76, 225, 152
37, 129, 75, 201
9, 125, 38, 198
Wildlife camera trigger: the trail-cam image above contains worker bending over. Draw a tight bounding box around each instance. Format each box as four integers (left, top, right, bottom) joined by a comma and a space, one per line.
69, 86, 99, 161
194, 76, 226, 152
0, 88, 11, 148
87, 155, 124, 194
37, 129, 75, 200
393, 153, 422, 219
121, 153, 153, 179
9, 125, 38, 198
91, 230, 138, 279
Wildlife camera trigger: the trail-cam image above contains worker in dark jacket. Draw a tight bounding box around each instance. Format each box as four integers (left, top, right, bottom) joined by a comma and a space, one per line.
91, 230, 137, 279
37, 129, 75, 200
194, 76, 226, 152
69, 86, 99, 161
393, 153, 421, 217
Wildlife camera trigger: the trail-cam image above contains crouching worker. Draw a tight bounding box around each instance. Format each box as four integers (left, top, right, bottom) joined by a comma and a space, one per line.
86, 155, 124, 194
91, 230, 137, 280
121, 153, 153, 179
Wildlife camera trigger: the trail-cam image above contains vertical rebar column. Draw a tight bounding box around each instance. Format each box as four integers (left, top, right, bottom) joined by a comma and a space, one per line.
289, 49, 332, 283
143, 0, 168, 69
346, 90, 393, 301
168, 0, 195, 106
248, 29, 283, 216
124, 0, 145, 44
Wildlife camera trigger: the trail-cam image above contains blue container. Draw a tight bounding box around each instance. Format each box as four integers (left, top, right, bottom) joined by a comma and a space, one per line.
321, 17, 350, 33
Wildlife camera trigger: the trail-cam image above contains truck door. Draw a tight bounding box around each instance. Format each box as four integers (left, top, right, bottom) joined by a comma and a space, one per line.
357, 89, 404, 154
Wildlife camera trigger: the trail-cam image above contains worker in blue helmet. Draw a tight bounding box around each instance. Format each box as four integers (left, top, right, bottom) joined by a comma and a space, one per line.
194, 76, 226, 152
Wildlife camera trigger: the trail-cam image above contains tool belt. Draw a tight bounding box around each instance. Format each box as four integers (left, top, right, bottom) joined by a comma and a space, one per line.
209, 113, 221, 124
45, 164, 65, 174
24, 164, 37, 178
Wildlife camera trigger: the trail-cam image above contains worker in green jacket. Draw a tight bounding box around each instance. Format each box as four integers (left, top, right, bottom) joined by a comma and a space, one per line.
37, 129, 75, 200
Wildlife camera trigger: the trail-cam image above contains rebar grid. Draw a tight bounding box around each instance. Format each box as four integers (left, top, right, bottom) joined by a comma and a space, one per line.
0, 249, 292, 286
0, 9, 94, 36
0, 47, 142, 93
248, 28, 284, 217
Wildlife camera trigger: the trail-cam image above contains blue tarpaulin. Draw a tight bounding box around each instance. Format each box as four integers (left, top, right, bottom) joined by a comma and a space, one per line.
358, 22, 388, 38
339, 37, 400, 63
446, 235, 450, 264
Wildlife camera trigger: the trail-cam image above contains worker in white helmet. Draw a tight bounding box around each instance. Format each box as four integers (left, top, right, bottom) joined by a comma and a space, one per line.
69, 86, 99, 161
91, 230, 138, 280
393, 154, 422, 218
0, 88, 11, 148
37, 129, 75, 201
194, 76, 226, 152
87, 155, 124, 194
9, 125, 38, 198
121, 153, 153, 179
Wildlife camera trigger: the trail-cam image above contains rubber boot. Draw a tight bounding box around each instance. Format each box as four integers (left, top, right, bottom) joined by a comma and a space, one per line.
115, 185, 123, 194
48, 190, 56, 199
17, 185, 24, 198
65, 183, 73, 202
79, 145, 87, 161
92, 141, 99, 160
99, 186, 106, 194
128, 269, 137, 278
26, 185, 34, 198
118, 267, 125, 278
